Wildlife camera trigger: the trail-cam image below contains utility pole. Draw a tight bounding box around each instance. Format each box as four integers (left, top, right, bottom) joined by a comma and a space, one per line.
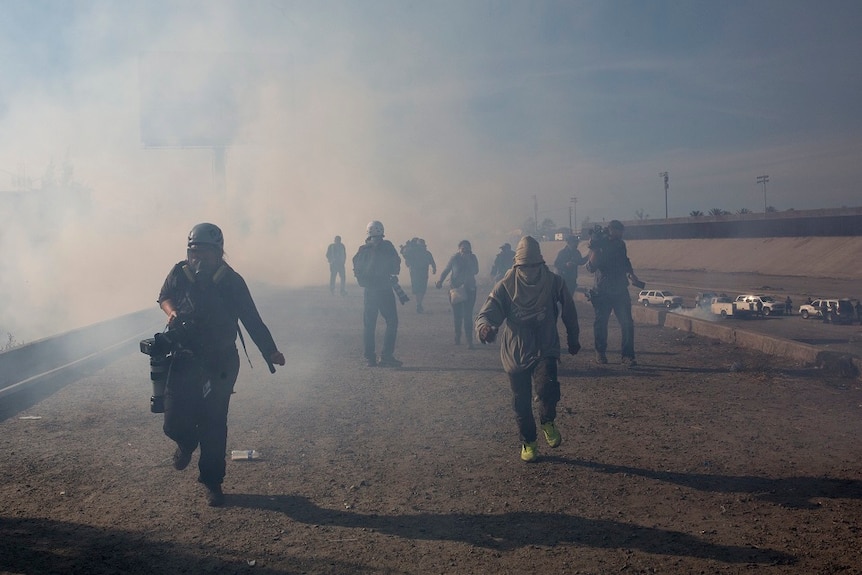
533, 194, 538, 236
659, 171, 669, 219
757, 175, 769, 213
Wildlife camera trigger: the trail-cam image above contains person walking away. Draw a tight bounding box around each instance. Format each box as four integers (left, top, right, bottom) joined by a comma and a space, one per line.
855, 300, 862, 324
475, 236, 580, 463
553, 235, 588, 298
353, 220, 403, 367
326, 235, 347, 296
585, 220, 641, 367
490, 243, 516, 282
785, 296, 792, 315
404, 238, 436, 313
157, 223, 286, 506
436, 240, 479, 348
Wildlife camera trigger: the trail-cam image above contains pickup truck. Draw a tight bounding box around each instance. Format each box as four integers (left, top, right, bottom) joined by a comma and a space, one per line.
733, 294, 786, 317
710, 296, 734, 318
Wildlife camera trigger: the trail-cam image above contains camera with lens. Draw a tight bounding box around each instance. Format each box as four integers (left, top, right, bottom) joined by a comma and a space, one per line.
391, 275, 410, 305
139, 318, 196, 414
587, 224, 611, 251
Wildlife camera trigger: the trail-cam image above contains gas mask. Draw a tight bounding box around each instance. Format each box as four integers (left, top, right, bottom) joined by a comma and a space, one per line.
190, 258, 217, 284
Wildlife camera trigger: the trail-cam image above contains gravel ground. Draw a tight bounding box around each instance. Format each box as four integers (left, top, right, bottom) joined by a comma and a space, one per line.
1, 281, 861, 574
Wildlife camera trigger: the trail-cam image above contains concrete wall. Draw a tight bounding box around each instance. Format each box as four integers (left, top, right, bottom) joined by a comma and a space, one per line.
543, 236, 862, 281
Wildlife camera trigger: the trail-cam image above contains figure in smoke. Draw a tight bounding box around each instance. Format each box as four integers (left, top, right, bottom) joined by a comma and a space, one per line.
490, 243, 516, 282
437, 240, 479, 348
157, 223, 286, 506
353, 220, 403, 367
401, 238, 436, 313
326, 235, 347, 296
553, 235, 588, 297
475, 236, 580, 463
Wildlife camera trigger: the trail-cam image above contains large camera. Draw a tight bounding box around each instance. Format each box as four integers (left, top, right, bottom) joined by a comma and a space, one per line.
587, 224, 611, 250
391, 276, 410, 305
139, 319, 196, 413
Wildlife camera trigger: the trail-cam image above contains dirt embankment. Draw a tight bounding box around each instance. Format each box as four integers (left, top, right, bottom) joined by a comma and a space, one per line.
544, 237, 862, 281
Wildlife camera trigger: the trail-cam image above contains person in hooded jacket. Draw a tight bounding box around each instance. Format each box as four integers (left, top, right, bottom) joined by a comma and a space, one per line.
157, 223, 286, 506
436, 240, 480, 348
475, 236, 580, 463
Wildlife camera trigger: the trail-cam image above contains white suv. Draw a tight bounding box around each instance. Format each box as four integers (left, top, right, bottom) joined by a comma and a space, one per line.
638, 290, 683, 308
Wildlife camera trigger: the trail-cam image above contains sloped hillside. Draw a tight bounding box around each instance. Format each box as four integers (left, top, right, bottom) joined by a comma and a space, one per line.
544, 237, 862, 280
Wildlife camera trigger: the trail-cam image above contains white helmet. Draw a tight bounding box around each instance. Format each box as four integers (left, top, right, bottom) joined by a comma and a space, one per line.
366, 220, 385, 238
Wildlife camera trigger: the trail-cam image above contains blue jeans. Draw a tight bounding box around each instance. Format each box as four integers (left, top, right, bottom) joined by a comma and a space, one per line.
592, 290, 635, 359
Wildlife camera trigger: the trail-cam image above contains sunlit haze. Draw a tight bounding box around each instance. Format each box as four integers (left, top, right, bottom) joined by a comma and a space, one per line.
2, 0, 861, 341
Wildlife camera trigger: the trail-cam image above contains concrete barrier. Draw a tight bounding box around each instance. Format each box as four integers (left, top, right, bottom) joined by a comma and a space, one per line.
589, 295, 861, 376
0, 308, 164, 398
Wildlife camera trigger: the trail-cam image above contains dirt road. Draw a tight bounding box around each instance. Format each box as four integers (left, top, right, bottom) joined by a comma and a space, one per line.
1, 283, 861, 574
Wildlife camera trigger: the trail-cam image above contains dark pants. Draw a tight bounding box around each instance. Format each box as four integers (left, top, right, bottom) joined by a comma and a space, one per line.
163, 348, 240, 487
592, 289, 635, 359
363, 286, 398, 360
452, 288, 477, 343
411, 272, 429, 311
329, 264, 346, 294
561, 274, 578, 297
508, 358, 561, 443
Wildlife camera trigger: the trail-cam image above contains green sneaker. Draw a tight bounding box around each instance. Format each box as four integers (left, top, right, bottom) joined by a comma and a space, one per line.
520, 441, 538, 462
541, 421, 562, 448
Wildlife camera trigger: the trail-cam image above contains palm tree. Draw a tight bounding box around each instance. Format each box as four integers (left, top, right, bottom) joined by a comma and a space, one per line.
737, 208, 751, 214
708, 208, 727, 216
690, 210, 704, 217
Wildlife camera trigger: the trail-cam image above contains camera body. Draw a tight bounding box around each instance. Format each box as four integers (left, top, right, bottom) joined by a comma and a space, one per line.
587, 224, 611, 251
139, 318, 196, 413
391, 275, 410, 305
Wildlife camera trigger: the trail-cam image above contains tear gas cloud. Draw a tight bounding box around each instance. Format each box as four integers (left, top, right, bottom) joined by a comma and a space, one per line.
2, 1, 862, 342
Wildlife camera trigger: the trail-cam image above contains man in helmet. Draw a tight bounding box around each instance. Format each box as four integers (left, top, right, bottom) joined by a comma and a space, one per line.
157, 222, 286, 506
352, 220, 403, 367
325, 235, 347, 296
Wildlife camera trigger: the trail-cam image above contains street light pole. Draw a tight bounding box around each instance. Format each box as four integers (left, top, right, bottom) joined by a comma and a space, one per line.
533, 195, 538, 236
659, 172, 669, 218
570, 196, 577, 236
757, 175, 769, 213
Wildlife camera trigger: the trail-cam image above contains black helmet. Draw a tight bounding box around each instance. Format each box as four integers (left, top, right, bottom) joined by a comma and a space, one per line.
188, 223, 224, 251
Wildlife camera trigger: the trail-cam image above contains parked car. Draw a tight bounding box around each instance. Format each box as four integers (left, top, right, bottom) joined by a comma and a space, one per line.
638, 290, 683, 308
798, 298, 855, 324
733, 294, 785, 317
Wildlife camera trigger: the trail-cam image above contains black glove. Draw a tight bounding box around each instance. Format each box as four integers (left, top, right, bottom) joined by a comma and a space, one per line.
478, 324, 498, 344
567, 340, 581, 355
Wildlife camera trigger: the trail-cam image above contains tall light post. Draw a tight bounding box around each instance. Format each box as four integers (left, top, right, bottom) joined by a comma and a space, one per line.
532, 194, 539, 236
659, 171, 669, 218
570, 196, 577, 236
757, 175, 769, 213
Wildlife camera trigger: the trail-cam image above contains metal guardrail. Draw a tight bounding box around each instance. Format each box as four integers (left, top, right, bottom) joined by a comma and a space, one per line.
0, 308, 164, 399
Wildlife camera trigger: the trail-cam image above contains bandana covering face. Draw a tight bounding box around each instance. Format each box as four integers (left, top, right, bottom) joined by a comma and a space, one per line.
502, 237, 554, 323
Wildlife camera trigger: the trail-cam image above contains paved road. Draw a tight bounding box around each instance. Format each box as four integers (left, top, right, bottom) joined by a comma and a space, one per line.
634, 269, 862, 358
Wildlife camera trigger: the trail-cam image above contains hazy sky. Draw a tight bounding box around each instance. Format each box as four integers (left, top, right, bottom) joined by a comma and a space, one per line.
1, 0, 861, 339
